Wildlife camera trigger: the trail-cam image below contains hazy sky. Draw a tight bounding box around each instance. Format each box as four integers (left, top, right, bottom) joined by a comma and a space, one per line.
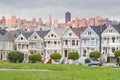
0, 0, 120, 22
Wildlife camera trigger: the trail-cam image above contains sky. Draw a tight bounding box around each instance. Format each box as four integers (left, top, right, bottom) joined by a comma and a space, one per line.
0, 0, 120, 22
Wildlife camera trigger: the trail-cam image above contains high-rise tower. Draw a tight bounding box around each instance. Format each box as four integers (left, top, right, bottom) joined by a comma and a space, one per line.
65, 12, 71, 23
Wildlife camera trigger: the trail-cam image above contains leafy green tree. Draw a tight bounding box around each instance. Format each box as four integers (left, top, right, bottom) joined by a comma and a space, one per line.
7, 50, 24, 63
68, 51, 79, 62
90, 50, 101, 60
114, 50, 120, 62
50, 52, 61, 61
29, 54, 41, 63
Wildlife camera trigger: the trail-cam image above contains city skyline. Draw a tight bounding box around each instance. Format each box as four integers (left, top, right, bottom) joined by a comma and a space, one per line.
0, 0, 120, 22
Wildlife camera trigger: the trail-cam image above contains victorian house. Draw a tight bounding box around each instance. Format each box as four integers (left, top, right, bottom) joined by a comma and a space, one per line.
81, 25, 107, 58
0, 29, 15, 60
44, 28, 67, 60
62, 27, 87, 59
15, 30, 49, 62
101, 25, 120, 62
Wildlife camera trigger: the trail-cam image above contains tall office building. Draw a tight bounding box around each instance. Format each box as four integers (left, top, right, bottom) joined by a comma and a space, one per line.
65, 12, 71, 23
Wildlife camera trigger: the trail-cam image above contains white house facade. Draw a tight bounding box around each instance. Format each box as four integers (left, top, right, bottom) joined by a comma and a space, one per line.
101, 25, 120, 62
44, 28, 67, 60
81, 27, 100, 58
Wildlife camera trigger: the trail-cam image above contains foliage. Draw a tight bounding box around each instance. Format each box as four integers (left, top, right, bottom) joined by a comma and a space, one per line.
29, 54, 41, 63
68, 51, 79, 60
107, 56, 110, 63
89, 50, 101, 60
7, 50, 24, 63
114, 50, 120, 58
50, 52, 61, 61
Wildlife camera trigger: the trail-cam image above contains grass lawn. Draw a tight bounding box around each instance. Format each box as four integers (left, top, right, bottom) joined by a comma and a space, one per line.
0, 63, 120, 80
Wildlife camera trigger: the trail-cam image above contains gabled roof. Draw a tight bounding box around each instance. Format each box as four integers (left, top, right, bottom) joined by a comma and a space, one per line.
71, 27, 87, 37
91, 25, 107, 36
0, 31, 14, 41
112, 24, 120, 33
37, 30, 50, 38
22, 32, 33, 39
54, 28, 68, 37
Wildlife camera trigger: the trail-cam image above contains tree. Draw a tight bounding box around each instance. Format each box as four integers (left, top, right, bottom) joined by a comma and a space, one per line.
114, 50, 120, 62
90, 50, 101, 60
29, 54, 41, 63
50, 52, 61, 61
68, 51, 79, 61
7, 50, 24, 63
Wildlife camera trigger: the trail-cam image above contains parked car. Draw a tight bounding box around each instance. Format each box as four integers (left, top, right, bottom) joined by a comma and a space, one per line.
87, 58, 102, 66
116, 62, 120, 66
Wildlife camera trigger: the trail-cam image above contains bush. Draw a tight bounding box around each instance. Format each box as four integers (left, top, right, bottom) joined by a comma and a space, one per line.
29, 54, 41, 63
68, 51, 79, 61
116, 57, 120, 63
114, 50, 120, 58
50, 52, 61, 61
90, 50, 101, 60
7, 50, 24, 63
107, 56, 110, 63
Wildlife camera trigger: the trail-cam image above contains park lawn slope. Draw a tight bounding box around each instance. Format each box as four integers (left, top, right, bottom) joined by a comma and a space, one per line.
0, 63, 119, 80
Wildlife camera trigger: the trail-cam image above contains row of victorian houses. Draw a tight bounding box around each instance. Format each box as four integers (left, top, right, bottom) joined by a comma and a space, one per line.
0, 24, 120, 63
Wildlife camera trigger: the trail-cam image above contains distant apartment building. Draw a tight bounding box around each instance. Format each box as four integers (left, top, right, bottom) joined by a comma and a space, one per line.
65, 12, 71, 23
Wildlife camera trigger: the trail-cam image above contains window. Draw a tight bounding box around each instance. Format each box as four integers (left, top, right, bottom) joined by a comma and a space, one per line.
58, 41, 60, 44
88, 31, 91, 35
112, 37, 115, 43
112, 48, 115, 53
51, 34, 54, 37
34, 36, 37, 39
109, 29, 112, 32
72, 40, 75, 46
54, 41, 57, 46
117, 37, 119, 40
69, 33, 72, 36
21, 37, 23, 40
65, 40, 68, 45
76, 40, 78, 46
48, 41, 50, 44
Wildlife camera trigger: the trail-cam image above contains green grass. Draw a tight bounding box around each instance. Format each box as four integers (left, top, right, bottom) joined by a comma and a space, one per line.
0, 62, 120, 80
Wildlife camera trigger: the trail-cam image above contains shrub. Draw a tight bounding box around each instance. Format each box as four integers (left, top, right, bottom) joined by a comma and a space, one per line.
29, 54, 41, 63
68, 51, 79, 61
114, 50, 120, 58
7, 50, 24, 63
107, 56, 110, 63
114, 50, 120, 63
50, 52, 61, 61
90, 50, 101, 60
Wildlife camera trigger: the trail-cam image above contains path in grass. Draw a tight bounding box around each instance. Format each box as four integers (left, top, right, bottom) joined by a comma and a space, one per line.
0, 68, 53, 72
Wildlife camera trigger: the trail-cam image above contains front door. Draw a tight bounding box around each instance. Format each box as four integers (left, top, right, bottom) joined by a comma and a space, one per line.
64, 50, 67, 57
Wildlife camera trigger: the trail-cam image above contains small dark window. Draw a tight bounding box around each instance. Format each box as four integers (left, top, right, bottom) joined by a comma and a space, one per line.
51, 34, 54, 37
72, 40, 75, 46
88, 31, 91, 35
48, 41, 50, 44
21, 37, 23, 40
34, 36, 37, 39
65, 40, 68, 45
69, 33, 72, 36
76, 40, 78, 45
54, 41, 57, 44
112, 37, 115, 43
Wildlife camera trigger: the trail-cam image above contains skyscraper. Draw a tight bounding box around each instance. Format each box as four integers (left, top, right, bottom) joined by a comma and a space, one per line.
65, 12, 71, 23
